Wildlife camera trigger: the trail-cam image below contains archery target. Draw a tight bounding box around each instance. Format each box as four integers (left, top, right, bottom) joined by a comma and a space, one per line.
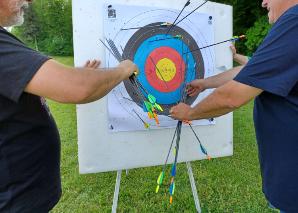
104, 4, 215, 131
122, 22, 204, 114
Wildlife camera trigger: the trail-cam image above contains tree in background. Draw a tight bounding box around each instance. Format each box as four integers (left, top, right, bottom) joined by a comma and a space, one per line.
215, 0, 270, 54
12, 4, 40, 50
13, 0, 73, 56
12, 0, 269, 56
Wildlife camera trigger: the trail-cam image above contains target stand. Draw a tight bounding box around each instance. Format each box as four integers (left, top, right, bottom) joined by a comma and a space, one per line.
112, 162, 202, 213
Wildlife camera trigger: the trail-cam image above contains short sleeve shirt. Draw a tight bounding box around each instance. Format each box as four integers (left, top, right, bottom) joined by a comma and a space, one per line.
234, 5, 298, 212
0, 27, 61, 212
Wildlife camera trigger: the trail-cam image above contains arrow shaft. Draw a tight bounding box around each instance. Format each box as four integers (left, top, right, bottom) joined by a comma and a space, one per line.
166, 0, 191, 34
185, 37, 237, 54
175, 1, 208, 26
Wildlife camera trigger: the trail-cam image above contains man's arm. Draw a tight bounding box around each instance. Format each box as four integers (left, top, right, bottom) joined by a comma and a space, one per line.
187, 66, 243, 96
233, 54, 249, 65
25, 59, 137, 104
170, 80, 263, 120
230, 44, 249, 65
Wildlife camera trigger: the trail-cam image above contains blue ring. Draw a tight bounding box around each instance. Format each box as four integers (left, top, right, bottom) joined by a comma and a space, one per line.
134, 34, 196, 104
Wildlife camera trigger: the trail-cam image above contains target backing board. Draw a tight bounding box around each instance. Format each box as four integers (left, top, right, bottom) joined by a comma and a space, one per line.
73, 0, 233, 174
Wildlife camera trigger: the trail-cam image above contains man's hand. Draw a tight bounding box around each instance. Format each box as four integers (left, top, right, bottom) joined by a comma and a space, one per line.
170, 103, 192, 121
117, 60, 138, 78
230, 44, 237, 57
187, 79, 206, 97
84, 60, 101, 69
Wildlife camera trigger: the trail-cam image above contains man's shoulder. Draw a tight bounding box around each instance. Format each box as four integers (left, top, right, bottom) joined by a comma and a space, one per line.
285, 4, 298, 16
269, 7, 298, 39
0, 27, 12, 37
276, 4, 298, 25
0, 27, 24, 45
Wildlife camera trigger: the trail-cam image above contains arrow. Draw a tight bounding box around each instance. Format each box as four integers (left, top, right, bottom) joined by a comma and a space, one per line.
184, 35, 246, 54
166, 0, 191, 34
174, 1, 208, 27
120, 22, 172, 31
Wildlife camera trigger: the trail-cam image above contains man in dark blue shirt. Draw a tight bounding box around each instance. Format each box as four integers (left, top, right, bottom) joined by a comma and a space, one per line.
0, 0, 138, 212
170, 1, 298, 212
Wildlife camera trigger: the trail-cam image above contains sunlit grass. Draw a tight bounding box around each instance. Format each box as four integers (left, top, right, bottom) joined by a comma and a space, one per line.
49, 56, 274, 213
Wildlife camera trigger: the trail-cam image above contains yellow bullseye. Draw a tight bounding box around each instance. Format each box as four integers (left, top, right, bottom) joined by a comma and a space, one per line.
156, 58, 177, 82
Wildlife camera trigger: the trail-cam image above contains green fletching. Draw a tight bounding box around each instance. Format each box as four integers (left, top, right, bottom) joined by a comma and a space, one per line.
172, 183, 175, 195
148, 94, 156, 104
169, 182, 175, 195
144, 101, 152, 112
175, 35, 183, 39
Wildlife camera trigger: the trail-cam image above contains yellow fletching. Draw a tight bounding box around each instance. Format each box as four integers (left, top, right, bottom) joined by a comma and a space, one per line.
155, 185, 160, 193
144, 123, 150, 129
155, 103, 163, 112
157, 173, 161, 184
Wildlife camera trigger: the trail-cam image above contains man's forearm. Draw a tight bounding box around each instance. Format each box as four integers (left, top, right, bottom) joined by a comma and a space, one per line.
187, 79, 261, 120
76, 67, 128, 104
24, 59, 136, 104
170, 80, 262, 121
234, 54, 249, 65
187, 88, 236, 120
203, 66, 243, 89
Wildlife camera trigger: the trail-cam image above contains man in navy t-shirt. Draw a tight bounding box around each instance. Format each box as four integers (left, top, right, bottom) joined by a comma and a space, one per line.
170, 1, 298, 212
0, 0, 138, 212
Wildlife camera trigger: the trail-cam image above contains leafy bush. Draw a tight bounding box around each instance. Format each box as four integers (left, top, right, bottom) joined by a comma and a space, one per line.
245, 15, 271, 55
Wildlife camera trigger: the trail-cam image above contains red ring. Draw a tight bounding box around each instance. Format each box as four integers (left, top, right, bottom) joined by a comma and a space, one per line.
145, 47, 185, 92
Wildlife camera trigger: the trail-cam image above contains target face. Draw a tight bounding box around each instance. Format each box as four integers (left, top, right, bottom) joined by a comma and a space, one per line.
105, 4, 215, 131
122, 22, 204, 114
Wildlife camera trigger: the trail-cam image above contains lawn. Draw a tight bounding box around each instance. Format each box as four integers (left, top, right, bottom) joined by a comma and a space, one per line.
49, 56, 275, 213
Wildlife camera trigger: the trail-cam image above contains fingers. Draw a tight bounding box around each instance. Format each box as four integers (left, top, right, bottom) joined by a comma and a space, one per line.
186, 82, 203, 96
131, 62, 139, 75
186, 84, 195, 93
188, 89, 199, 97
94, 60, 101, 68
84, 60, 90, 67
169, 106, 179, 120
169, 105, 176, 114
169, 103, 192, 121
119, 60, 139, 77
230, 45, 237, 55
84, 59, 101, 69
89, 60, 101, 68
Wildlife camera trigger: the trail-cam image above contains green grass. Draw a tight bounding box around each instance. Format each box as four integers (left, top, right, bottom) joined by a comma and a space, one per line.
49, 56, 275, 213
52, 56, 74, 66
